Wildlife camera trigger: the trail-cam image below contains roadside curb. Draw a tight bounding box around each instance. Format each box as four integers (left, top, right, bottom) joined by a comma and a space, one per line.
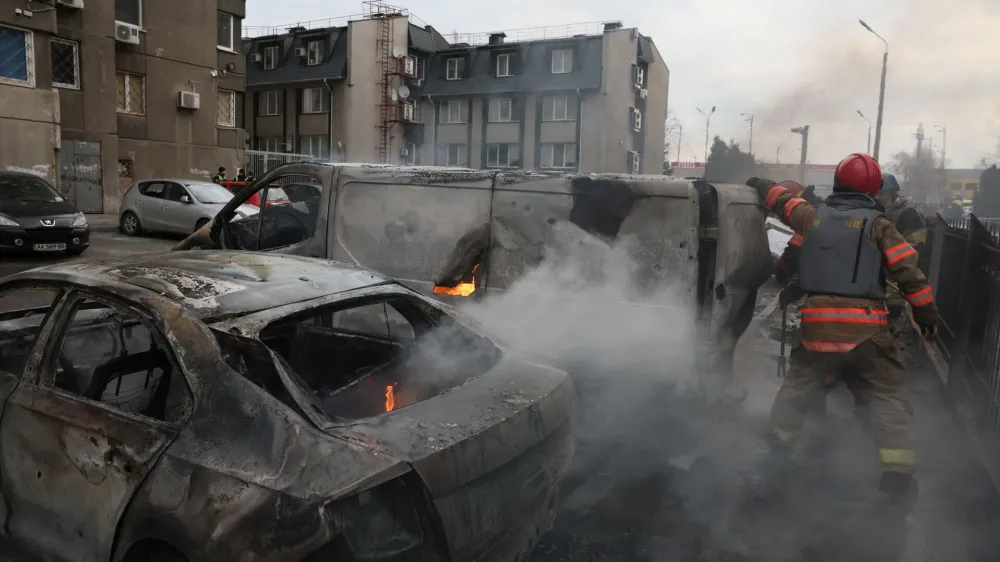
90, 225, 120, 234
85, 214, 120, 234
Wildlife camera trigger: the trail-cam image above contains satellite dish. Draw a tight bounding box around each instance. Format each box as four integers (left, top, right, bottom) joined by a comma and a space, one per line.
390, 88, 398, 101
397, 85, 410, 99
391, 46, 406, 58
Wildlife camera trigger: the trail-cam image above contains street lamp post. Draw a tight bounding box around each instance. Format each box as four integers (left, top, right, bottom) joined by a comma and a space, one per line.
857, 110, 872, 153
741, 112, 755, 154
697, 106, 716, 164
791, 125, 810, 185
859, 19, 888, 161
935, 125, 947, 169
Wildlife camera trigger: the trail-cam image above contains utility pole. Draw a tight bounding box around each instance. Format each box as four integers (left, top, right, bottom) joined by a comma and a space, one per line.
676, 123, 683, 166
776, 144, 783, 165
697, 106, 716, 164
741, 112, 754, 154
857, 110, 872, 153
791, 125, 809, 185
914, 123, 925, 158
936, 125, 947, 169
860, 19, 888, 161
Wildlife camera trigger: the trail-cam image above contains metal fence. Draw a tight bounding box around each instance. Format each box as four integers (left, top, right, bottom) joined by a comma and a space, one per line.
924, 214, 1000, 445
244, 150, 314, 180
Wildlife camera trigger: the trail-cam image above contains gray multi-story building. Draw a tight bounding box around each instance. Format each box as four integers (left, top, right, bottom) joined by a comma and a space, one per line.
0, 0, 246, 213
242, 10, 669, 174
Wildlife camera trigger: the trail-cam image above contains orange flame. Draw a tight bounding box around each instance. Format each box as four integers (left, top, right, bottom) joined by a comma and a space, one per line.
385, 384, 396, 412
434, 264, 478, 297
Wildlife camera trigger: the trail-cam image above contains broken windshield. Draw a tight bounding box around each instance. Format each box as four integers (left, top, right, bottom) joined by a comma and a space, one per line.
250, 293, 501, 421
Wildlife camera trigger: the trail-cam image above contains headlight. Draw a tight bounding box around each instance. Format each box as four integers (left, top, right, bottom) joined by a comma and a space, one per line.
0, 215, 19, 227
72, 212, 88, 227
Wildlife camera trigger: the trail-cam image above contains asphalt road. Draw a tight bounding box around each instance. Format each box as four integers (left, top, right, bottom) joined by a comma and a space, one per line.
0, 231, 176, 279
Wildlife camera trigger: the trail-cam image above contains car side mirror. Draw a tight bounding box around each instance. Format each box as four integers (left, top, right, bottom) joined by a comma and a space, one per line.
180, 195, 191, 204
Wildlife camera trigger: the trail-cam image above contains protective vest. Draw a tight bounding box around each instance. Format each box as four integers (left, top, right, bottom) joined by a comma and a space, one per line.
799, 193, 886, 300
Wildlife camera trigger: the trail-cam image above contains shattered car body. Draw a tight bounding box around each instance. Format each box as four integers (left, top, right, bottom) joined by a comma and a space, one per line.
176, 163, 773, 380
0, 251, 575, 562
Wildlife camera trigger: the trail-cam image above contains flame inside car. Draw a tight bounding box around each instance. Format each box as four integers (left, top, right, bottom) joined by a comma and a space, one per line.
434, 264, 478, 297
385, 383, 396, 412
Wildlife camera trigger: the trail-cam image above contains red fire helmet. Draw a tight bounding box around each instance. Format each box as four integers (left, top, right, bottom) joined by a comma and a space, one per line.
834, 153, 882, 196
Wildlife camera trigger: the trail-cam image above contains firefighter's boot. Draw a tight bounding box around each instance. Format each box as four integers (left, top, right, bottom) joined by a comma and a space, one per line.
878, 471, 918, 516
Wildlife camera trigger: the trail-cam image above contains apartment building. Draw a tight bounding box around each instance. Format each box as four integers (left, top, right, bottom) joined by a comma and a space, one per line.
0, 0, 246, 213
243, 14, 668, 174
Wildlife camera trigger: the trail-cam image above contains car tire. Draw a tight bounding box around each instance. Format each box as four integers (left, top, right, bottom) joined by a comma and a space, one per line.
194, 218, 210, 233
121, 211, 142, 236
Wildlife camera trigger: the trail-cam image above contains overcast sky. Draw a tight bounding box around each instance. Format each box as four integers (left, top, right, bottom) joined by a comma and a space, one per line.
246, 0, 1000, 168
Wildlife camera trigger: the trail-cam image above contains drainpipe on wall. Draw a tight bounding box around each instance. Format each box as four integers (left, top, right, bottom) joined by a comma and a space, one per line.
427, 94, 436, 165
324, 78, 335, 162
576, 88, 583, 171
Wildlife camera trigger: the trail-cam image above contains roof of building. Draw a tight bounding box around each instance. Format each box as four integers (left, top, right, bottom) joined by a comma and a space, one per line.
12, 251, 389, 320
420, 35, 604, 95
941, 168, 984, 181
244, 26, 348, 86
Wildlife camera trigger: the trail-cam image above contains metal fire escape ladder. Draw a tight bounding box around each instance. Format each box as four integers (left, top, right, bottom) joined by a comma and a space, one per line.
376, 15, 392, 164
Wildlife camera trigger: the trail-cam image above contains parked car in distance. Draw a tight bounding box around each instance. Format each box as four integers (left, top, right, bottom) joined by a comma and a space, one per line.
218, 181, 291, 208
0, 171, 89, 256
0, 251, 575, 562
119, 179, 259, 237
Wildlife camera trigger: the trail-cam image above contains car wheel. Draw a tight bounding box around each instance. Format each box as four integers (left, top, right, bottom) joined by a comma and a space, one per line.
120, 211, 142, 236
194, 218, 210, 233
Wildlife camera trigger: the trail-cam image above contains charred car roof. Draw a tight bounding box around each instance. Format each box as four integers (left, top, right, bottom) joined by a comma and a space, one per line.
5, 250, 389, 319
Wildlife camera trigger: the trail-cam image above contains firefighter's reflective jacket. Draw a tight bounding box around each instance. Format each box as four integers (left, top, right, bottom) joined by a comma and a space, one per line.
799, 196, 886, 300
883, 196, 928, 307
757, 181, 938, 352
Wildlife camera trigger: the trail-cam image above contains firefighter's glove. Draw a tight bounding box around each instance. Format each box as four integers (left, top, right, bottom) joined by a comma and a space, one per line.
745, 177, 777, 198
911, 307, 938, 338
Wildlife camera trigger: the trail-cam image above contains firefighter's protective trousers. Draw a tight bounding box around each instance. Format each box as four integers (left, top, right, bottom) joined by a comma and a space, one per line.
769, 330, 915, 474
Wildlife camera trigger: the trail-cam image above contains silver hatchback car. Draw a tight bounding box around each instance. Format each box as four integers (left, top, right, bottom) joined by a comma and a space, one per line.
119, 179, 259, 236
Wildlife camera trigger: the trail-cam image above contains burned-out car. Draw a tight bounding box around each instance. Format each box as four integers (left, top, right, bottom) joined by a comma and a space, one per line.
176, 163, 773, 382
0, 251, 575, 562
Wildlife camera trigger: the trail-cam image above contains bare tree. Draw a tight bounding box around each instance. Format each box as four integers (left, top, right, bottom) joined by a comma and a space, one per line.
886, 149, 941, 203
663, 110, 682, 170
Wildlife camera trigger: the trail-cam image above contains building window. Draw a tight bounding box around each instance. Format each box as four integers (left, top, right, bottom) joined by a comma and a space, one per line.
445, 57, 464, 80
440, 144, 468, 167
300, 135, 329, 159
488, 98, 512, 122
542, 95, 573, 121
632, 65, 644, 87
416, 58, 426, 81
258, 137, 280, 152
631, 107, 642, 131
551, 48, 573, 74
440, 99, 468, 124
965, 182, 978, 192
486, 144, 519, 168
217, 12, 234, 51
216, 89, 236, 127
496, 53, 511, 77
261, 90, 281, 116
302, 87, 329, 113
306, 41, 323, 66
50, 38, 79, 90
0, 25, 34, 87
115, 0, 142, 27
116, 71, 145, 115
627, 150, 641, 173
540, 143, 577, 169
263, 45, 279, 70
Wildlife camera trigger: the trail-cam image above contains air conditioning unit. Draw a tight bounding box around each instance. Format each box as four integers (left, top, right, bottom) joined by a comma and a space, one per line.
401, 56, 416, 77
294, 47, 307, 57
251, 53, 263, 62
114, 22, 140, 45
631, 108, 642, 132
639, 88, 648, 99
633, 66, 644, 87
177, 90, 200, 110
56, 0, 84, 8
401, 101, 415, 122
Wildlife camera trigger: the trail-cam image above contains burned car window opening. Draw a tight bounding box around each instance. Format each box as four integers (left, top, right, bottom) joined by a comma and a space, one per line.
0, 288, 61, 375
223, 174, 323, 252
254, 294, 500, 421
212, 329, 308, 419
51, 297, 191, 423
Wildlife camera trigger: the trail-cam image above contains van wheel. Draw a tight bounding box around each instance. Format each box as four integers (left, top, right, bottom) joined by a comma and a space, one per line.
121, 211, 142, 236
194, 218, 210, 233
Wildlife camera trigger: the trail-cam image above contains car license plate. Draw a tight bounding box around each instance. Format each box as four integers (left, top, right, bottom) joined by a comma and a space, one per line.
33, 243, 66, 252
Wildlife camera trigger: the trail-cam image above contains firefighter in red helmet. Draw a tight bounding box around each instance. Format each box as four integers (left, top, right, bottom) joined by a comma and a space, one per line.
746, 153, 939, 512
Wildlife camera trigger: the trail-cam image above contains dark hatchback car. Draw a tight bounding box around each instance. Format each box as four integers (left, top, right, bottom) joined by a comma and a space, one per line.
0, 172, 89, 256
